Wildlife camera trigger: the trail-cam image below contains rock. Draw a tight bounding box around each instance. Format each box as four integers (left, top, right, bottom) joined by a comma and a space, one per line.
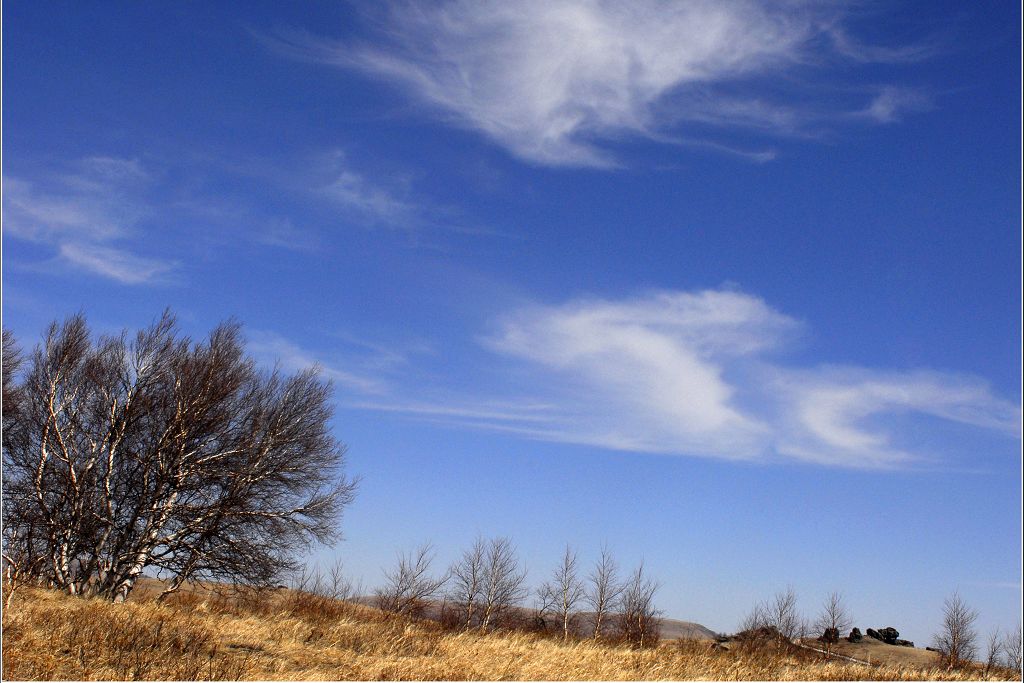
895, 639, 915, 648
736, 625, 785, 642
818, 627, 840, 644
926, 646, 941, 653
867, 627, 901, 644
848, 627, 863, 643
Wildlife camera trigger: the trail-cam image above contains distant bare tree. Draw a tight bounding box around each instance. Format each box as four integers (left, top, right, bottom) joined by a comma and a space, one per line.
983, 628, 1003, 676
537, 545, 586, 640
1, 313, 356, 602
766, 587, 804, 641
479, 537, 528, 629
1004, 623, 1022, 673
740, 587, 804, 644
586, 545, 623, 640
375, 543, 449, 617
738, 601, 767, 634
932, 592, 979, 669
614, 562, 661, 648
290, 559, 359, 601
813, 592, 852, 660
448, 536, 487, 628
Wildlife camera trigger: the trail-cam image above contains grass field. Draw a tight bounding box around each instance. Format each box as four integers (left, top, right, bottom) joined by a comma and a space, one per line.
1, 585, 1019, 681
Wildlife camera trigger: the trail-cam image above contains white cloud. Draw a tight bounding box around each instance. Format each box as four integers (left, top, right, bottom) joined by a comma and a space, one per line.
773, 368, 1020, 467
480, 289, 789, 459
367, 288, 1019, 468
859, 86, 932, 124
311, 151, 498, 238
3, 158, 175, 285
272, 1, 927, 166
247, 331, 390, 396
322, 167, 419, 227
57, 243, 177, 285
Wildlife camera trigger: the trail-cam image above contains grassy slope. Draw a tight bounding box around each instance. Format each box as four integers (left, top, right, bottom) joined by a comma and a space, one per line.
828, 639, 944, 668
2, 586, 1018, 681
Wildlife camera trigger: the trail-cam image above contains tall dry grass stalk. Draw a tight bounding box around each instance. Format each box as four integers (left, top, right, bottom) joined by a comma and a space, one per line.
2, 585, 1019, 681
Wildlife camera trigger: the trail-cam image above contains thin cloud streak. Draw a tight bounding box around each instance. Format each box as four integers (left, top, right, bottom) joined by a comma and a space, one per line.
57, 243, 177, 286
247, 330, 391, 396
2, 159, 176, 285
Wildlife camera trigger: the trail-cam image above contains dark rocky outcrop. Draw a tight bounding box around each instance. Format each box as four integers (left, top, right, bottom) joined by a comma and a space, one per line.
735, 625, 785, 642
867, 627, 900, 644
848, 627, 863, 643
864, 627, 914, 647
818, 627, 840, 644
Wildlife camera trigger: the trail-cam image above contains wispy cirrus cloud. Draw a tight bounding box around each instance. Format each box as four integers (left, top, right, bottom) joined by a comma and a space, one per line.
266, 0, 935, 167
313, 151, 501, 238
56, 243, 176, 286
353, 288, 1019, 469
858, 86, 933, 123
3, 158, 177, 284
246, 331, 391, 395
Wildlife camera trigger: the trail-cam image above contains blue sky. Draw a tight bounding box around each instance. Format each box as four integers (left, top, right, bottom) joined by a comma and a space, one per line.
2, 1, 1020, 643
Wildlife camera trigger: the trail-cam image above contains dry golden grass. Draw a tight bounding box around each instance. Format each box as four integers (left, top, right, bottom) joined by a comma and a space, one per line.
2, 585, 1020, 681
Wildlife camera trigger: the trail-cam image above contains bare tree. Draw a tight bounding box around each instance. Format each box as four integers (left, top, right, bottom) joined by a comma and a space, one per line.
740, 587, 804, 644
448, 536, 486, 628
738, 601, 768, 634
932, 592, 979, 669
1004, 623, 1022, 673
813, 592, 852, 660
614, 562, 661, 648
1, 313, 356, 602
983, 628, 1003, 676
766, 587, 804, 641
375, 543, 449, 617
479, 537, 528, 630
585, 545, 623, 640
289, 558, 357, 602
1, 329, 24, 438
537, 545, 586, 640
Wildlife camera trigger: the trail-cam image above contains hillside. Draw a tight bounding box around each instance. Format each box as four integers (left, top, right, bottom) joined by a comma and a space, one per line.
2, 586, 1017, 681
349, 595, 720, 643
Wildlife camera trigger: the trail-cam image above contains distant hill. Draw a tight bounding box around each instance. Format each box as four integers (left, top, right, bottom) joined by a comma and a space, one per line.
354, 596, 718, 641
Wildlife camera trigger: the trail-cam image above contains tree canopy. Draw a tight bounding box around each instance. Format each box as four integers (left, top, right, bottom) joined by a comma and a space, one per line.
2, 312, 356, 602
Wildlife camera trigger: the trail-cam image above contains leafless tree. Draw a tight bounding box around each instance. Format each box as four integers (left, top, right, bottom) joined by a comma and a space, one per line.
1003, 623, 1022, 673
813, 592, 852, 660
290, 558, 357, 601
2, 329, 24, 437
740, 587, 804, 644
479, 537, 528, 629
932, 592, 979, 669
765, 587, 804, 641
614, 561, 661, 648
448, 536, 487, 628
537, 544, 586, 640
738, 601, 768, 634
585, 545, 623, 640
375, 542, 449, 617
983, 627, 1003, 675
1, 313, 356, 602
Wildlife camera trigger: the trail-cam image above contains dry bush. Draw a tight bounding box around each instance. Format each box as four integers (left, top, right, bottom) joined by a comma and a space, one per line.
2, 585, 1010, 681
1, 589, 249, 680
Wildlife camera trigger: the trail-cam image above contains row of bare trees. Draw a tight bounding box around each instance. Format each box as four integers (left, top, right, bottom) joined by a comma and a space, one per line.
739, 586, 1022, 674
373, 539, 662, 647
1, 315, 356, 603
936, 592, 1022, 675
